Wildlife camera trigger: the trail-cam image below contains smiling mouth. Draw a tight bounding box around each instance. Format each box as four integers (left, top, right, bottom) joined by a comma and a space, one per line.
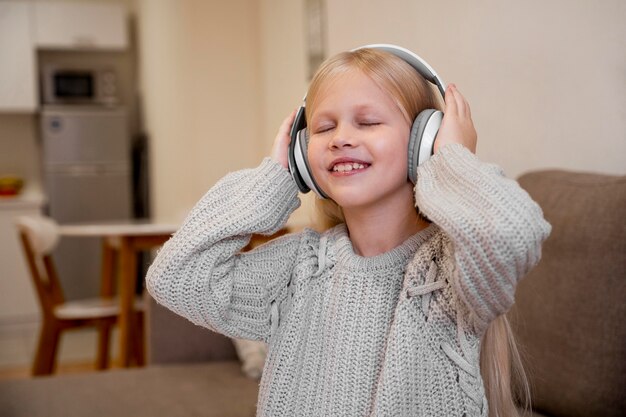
331, 162, 370, 173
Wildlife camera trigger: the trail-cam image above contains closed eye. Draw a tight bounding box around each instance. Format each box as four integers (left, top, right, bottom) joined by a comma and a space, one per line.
313, 125, 334, 134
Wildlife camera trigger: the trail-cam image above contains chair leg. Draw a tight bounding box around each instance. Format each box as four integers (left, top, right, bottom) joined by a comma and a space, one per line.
131, 312, 146, 366
32, 322, 60, 376
96, 323, 112, 370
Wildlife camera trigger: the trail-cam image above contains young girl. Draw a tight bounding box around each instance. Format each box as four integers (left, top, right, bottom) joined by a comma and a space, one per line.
147, 47, 551, 417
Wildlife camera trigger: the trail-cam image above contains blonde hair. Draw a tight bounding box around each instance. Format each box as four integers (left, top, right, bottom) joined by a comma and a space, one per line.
480, 315, 531, 417
307, 48, 530, 417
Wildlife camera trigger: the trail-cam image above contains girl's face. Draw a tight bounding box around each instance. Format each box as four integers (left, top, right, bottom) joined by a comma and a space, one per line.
307, 70, 413, 212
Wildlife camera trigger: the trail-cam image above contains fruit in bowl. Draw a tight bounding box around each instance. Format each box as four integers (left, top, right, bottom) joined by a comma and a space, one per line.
0, 176, 24, 196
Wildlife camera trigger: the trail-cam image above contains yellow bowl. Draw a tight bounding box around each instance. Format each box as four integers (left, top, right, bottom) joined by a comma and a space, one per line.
0, 176, 24, 196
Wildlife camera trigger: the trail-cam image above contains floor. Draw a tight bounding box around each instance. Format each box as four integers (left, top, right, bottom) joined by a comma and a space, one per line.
0, 321, 119, 380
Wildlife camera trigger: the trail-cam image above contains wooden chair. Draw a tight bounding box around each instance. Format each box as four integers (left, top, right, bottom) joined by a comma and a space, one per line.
15, 215, 145, 376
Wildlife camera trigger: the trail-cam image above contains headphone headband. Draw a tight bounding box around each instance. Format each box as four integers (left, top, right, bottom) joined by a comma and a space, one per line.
353, 44, 446, 98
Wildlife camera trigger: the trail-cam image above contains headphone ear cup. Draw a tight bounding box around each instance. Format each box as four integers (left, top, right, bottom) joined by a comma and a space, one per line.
294, 128, 329, 199
288, 107, 311, 193
407, 109, 443, 184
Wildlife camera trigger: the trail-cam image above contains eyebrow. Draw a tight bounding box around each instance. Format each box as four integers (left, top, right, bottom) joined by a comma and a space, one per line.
354, 104, 381, 115
312, 103, 382, 121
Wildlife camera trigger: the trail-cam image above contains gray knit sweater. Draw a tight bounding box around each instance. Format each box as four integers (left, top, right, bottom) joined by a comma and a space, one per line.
146, 143, 551, 416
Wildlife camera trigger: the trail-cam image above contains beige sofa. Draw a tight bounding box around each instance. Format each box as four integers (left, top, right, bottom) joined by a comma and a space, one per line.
508, 169, 625, 417
0, 169, 624, 417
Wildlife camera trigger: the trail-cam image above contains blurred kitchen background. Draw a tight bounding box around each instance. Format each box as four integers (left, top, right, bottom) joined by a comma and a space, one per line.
0, 0, 624, 373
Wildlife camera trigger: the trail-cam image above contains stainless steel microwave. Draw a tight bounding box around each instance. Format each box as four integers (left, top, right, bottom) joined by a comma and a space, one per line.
42, 65, 119, 106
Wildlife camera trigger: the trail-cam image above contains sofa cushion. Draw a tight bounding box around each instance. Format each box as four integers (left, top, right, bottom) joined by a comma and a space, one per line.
510, 170, 626, 417
0, 362, 259, 417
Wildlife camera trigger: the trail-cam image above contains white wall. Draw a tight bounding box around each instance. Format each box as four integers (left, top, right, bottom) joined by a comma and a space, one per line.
137, 0, 262, 223
259, 0, 308, 150
136, 0, 317, 227
259, 0, 319, 228
325, 0, 626, 178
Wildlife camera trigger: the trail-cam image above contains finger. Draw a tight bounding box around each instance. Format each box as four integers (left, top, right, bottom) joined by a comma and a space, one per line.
445, 84, 458, 115
287, 108, 298, 124
279, 109, 298, 136
458, 89, 472, 119
451, 84, 468, 118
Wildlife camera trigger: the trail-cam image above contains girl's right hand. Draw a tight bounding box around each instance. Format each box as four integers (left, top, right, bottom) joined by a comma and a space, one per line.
271, 109, 298, 170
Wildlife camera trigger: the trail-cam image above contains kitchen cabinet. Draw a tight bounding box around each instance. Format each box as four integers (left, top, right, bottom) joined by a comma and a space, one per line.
0, 2, 37, 112
33, 1, 128, 50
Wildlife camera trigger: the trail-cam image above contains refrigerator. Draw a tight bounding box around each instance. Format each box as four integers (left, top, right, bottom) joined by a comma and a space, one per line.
41, 106, 132, 300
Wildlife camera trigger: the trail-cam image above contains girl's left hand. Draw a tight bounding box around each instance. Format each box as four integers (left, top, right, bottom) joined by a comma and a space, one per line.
434, 84, 477, 154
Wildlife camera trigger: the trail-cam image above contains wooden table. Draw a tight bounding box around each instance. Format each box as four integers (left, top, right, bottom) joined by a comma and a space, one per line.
59, 220, 178, 367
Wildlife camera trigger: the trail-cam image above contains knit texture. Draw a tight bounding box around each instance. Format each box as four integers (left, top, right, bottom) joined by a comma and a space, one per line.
146, 143, 551, 416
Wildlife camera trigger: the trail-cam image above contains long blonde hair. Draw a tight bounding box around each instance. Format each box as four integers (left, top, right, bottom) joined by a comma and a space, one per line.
307, 48, 530, 417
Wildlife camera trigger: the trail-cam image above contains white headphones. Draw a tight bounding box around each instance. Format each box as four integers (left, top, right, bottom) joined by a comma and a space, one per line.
288, 44, 446, 199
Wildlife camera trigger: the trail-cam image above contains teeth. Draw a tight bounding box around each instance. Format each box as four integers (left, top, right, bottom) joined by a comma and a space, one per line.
333, 163, 366, 172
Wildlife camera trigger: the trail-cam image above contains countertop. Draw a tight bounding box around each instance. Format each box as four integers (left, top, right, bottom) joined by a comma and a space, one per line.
0, 190, 45, 210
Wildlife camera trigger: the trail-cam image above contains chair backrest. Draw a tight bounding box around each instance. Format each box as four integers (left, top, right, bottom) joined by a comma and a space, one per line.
15, 216, 65, 316
511, 170, 626, 417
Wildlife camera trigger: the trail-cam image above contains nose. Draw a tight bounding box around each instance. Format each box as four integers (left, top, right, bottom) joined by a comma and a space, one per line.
328, 123, 357, 149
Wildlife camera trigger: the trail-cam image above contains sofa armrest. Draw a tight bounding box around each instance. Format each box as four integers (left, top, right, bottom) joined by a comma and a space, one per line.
146, 295, 238, 365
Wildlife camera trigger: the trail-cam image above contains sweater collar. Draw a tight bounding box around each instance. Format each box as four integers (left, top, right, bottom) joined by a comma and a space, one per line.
327, 223, 439, 271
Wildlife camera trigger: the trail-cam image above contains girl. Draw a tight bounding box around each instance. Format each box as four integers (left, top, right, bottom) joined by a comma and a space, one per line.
147, 47, 551, 417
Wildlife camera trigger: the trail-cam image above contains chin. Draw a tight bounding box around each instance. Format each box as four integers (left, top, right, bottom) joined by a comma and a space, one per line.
326, 181, 415, 213
328, 193, 376, 210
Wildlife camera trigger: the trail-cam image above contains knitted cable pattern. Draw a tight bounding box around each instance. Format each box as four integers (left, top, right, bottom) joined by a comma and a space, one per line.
146, 143, 551, 416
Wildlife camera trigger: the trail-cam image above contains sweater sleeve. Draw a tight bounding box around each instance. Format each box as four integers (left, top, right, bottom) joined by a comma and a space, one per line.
146, 158, 302, 341
414, 144, 551, 331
